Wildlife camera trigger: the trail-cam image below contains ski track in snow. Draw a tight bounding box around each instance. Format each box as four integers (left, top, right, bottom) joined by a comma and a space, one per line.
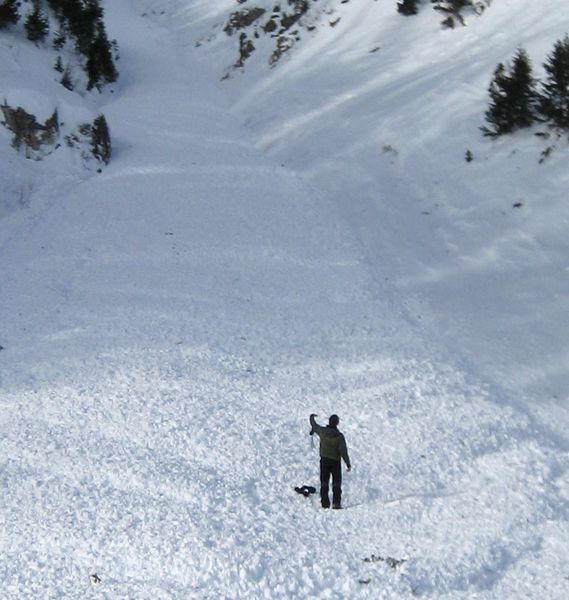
1, 1, 569, 598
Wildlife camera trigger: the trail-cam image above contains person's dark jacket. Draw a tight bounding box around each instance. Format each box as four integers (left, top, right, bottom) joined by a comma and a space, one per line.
310, 414, 351, 469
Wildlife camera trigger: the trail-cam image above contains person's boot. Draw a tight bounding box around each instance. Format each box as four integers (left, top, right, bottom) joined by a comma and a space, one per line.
321, 486, 330, 509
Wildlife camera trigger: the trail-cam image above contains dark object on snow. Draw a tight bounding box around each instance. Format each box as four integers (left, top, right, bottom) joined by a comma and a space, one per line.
397, 0, 419, 16
309, 414, 351, 509
89, 573, 101, 585
295, 485, 316, 497
363, 554, 407, 570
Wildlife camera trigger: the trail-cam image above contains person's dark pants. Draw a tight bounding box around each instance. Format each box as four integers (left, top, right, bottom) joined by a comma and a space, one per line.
320, 457, 342, 508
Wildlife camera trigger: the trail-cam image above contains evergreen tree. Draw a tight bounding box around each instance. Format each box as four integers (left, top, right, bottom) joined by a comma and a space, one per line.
482, 48, 537, 137
25, 0, 49, 43
507, 48, 537, 128
65, 0, 101, 56
0, 0, 20, 29
539, 34, 569, 130
483, 63, 510, 136
46, 0, 70, 24
48, 0, 119, 91
398, 0, 419, 16
46, 0, 65, 14
90, 113, 111, 164
86, 23, 118, 90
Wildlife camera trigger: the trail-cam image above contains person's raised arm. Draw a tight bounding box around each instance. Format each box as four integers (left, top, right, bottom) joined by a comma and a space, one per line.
309, 413, 323, 436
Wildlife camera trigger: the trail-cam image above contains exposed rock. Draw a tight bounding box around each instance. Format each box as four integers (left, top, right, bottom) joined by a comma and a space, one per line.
220, 0, 315, 69
224, 7, 266, 35
236, 33, 256, 67
269, 35, 296, 65
264, 18, 278, 33
279, 0, 309, 31
1, 102, 59, 159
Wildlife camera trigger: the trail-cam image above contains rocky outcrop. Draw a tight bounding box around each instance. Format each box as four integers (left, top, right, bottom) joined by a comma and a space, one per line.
223, 0, 317, 68
224, 7, 266, 35
1, 102, 59, 158
1, 101, 112, 166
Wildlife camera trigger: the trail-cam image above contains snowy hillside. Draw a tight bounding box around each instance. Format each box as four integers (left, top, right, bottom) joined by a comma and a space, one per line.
187, 0, 569, 415
2, 0, 569, 598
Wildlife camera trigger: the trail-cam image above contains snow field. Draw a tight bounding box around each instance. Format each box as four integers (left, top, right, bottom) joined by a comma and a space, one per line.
4, 343, 567, 597
1, 0, 569, 598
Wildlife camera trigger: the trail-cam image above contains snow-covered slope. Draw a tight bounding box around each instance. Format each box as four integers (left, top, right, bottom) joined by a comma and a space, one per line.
2, 1, 569, 598
190, 0, 569, 414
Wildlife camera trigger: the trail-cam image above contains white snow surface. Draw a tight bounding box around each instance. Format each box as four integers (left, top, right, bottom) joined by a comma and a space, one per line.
1, 0, 569, 598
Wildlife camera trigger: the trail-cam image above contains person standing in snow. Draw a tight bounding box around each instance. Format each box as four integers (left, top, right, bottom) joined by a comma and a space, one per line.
309, 413, 351, 509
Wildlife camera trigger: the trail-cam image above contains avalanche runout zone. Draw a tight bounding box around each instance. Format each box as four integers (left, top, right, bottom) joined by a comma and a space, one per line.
4, 347, 567, 597
1, 1, 569, 598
